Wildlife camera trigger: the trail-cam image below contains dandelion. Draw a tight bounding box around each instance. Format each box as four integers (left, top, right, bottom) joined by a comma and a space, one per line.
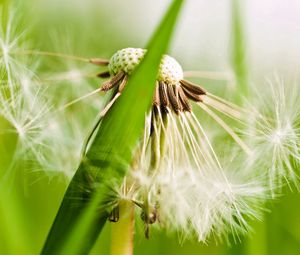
0, 13, 95, 178
89, 48, 267, 242
0, 13, 53, 173
0, 68, 98, 178
245, 76, 300, 193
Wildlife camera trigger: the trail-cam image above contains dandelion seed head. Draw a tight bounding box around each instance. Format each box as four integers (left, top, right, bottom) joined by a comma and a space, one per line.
109, 48, 145, 75
108, 47, 183, 85
157, 54, 183, 85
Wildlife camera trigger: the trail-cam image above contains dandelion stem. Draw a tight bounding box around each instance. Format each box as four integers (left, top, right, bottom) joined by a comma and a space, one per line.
110, 201, 135, 255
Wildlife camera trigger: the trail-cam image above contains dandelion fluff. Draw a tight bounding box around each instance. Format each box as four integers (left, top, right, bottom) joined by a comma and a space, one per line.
246, 76, 300, 192
125, 109, 267, 243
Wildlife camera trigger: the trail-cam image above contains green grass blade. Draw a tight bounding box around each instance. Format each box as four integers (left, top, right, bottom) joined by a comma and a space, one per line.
231, 0, 248, 101
0, 118, 33, 255
41, 0, 184, 254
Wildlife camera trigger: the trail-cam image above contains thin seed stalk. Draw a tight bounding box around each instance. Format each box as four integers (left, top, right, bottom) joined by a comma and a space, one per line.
150, 129, 160, 170
150, 109, 168, 170
159, 112, 168, 158
110, 201, 135, 255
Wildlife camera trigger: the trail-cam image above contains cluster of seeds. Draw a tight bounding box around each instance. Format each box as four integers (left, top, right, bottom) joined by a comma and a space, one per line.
108, 48, 184, 85
98, 47, 206, 115
108, 48, 145, 75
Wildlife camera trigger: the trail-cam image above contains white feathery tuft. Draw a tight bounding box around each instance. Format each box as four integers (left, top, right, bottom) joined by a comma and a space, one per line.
245, 76, 300, 193
0, 11, 93, 178
122, 108, 267, 243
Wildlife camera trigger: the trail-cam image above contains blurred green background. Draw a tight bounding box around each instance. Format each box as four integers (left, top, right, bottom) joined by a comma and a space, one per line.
1, 0, 300, 254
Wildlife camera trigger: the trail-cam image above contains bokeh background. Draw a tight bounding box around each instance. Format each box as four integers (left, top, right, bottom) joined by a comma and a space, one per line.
1, 0, 300, 254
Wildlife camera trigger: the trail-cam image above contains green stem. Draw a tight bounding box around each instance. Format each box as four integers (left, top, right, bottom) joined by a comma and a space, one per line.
110, 201, 135, 255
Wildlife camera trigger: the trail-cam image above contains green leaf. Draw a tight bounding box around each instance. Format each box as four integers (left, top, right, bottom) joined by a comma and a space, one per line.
41, 0, 184, 254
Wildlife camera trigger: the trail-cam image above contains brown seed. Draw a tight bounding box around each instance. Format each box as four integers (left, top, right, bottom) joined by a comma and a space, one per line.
89, 58, 110, 66
153, 82, 160, 107
159, 81, 169, 113
101, 71, 125, 91
180, 79, 206, 95
173, 86, 184, 112
181, 85, 203, 102
167, 84, 180, 114
97, 71, 111, 78
178, 86, 192, 112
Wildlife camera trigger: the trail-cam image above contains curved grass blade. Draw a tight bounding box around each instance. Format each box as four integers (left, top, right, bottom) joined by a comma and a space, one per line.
41, 0, 184, 254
